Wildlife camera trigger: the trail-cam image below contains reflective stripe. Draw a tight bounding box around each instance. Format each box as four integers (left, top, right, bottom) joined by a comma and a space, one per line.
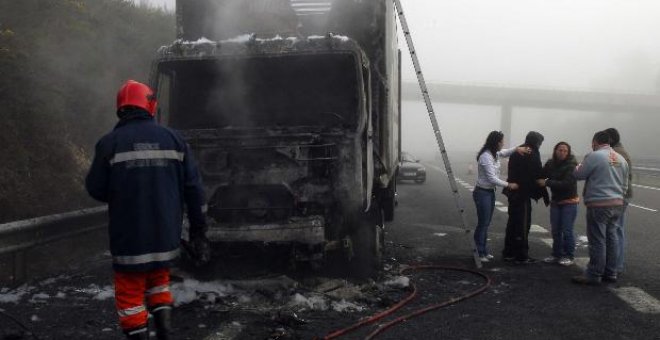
118, 305, 146, 318
127, 327, 148, 335
146, 285, 170, 296
151, 305, 172, 313
109, 150, 184, 165
113, 249, 180, 265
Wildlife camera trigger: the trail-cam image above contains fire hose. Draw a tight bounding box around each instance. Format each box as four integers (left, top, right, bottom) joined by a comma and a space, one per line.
321, 265, 492, 340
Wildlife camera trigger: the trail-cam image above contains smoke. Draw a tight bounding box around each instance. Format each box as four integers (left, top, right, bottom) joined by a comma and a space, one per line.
179, 0, 299, 41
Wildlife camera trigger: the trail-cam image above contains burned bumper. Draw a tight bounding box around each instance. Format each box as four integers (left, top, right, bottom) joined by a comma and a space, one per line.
206, 215, 325, 245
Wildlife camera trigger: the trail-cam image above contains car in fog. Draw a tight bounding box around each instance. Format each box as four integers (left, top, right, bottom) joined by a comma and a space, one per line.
398, 152, 426, 184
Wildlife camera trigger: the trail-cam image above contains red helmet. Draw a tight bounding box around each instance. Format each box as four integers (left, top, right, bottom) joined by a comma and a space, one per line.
116, 80, 157, 116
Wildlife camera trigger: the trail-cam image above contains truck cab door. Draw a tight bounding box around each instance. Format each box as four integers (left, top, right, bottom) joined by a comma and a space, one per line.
363, 65, 374, 212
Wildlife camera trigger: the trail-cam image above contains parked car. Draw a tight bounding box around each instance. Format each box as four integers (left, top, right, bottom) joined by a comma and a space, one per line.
399, 152, 426, 184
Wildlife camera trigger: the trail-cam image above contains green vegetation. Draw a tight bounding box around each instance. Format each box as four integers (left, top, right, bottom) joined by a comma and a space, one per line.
0, 0, 175, 222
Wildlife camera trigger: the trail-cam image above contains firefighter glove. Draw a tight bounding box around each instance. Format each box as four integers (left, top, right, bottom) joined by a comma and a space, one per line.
183, 231, 211, 267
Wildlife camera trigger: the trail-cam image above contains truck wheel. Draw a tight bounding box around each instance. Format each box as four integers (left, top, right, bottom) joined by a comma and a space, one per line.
382, 179, 396, 222
349, 205, 384, 278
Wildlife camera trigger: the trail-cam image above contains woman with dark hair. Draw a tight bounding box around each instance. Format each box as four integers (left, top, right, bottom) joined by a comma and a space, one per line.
473, 131, 528, 262
538, 142, 579, 266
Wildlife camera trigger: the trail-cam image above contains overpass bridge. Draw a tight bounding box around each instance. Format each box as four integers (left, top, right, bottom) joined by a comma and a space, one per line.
402, 82, 660, 144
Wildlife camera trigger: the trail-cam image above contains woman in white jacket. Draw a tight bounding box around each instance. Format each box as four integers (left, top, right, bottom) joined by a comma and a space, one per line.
473, 131, 528, 262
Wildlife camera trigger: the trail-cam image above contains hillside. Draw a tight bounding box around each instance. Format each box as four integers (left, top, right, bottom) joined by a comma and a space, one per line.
0, 0, 175, 222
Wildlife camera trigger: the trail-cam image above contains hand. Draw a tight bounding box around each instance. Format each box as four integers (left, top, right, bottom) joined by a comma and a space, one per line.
507, 182, 519, 190
536, 178, 547, 187
516, 146, 531, 155
182, 232, 211, 267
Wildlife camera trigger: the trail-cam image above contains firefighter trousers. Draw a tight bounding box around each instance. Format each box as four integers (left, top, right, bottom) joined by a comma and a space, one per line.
114, 268, 174, 332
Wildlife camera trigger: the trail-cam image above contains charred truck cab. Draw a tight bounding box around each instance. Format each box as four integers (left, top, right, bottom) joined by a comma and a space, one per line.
150, 0, 401, 275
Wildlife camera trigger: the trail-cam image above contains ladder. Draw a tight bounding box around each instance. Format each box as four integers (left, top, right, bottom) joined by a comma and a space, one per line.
393, 0, 482, 268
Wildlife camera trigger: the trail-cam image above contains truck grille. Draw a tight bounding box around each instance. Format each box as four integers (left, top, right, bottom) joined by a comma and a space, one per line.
208, 184, 295, 224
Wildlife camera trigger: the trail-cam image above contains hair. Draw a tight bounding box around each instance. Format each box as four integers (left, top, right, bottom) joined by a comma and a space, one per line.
593, 130, 611, 145
524, 131, 544, 149
552, 141, 572, 163
604, 127, 620, 146
477, 131, 504, 161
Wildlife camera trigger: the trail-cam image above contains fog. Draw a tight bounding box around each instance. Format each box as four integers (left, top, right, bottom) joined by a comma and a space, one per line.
144, 0, 660, 160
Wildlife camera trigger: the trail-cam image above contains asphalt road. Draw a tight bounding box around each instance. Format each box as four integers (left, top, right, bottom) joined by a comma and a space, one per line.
2, 158, 659, 340
375, 160, 660, 340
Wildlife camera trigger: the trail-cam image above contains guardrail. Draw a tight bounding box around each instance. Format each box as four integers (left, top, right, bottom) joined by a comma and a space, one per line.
0, 206, 107, 284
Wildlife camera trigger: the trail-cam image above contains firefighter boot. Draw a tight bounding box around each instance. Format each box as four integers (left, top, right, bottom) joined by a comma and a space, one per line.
124, 327, 149, 340
153, 307, 173, 340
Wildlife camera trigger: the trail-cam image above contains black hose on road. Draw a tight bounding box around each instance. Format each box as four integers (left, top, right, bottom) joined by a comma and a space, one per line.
321, 264, 492, 340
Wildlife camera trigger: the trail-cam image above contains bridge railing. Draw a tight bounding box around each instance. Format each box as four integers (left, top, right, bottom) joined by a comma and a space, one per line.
407, 80, 660, 96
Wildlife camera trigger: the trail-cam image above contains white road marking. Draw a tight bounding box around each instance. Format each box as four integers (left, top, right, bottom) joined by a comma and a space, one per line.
629, 204, 657, 212
538, 229, 660, 316
633, 166, 660, 172
632, 184, 660, 191
611, 287, 660, 314
432, 162, 660, 316
530, 224, 549, 233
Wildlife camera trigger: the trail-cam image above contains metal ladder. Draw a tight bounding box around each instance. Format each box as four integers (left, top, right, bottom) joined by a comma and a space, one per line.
393, 0, 482, 268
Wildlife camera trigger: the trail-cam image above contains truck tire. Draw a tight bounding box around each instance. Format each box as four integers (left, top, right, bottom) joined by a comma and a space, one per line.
349, 204, 384, 278
382, 179, 396, 222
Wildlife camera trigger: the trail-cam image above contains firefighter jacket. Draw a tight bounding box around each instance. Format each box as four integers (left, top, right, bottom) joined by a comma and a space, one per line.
85, 110, 206, 272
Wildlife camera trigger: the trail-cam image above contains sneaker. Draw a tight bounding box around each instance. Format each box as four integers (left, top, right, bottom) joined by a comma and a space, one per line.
602, 276, 618, 283
543, 256, 559, 263
571, 275, 601, 286
558, 258, 574, 266
485, 254, 495, 260
479, 256, 490, 263
514, 257, 538, 265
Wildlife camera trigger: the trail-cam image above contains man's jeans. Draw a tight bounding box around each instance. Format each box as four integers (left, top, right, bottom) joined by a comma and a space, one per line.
550, 203, 578, 259
473, 188, 495, 257
586, 206, 624, 280
616, 202, 629, 273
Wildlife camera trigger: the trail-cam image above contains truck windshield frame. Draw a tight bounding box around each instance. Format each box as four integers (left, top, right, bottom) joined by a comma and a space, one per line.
156, 52, 362, 131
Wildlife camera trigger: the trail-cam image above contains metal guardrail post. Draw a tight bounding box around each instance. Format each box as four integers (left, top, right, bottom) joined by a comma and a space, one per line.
12, 250, 26, 284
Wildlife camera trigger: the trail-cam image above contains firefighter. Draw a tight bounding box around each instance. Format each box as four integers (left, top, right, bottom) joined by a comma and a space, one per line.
86, 80, 210, 340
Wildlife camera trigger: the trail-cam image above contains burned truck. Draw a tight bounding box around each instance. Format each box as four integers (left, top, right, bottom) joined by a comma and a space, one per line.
150, 0, 401, 274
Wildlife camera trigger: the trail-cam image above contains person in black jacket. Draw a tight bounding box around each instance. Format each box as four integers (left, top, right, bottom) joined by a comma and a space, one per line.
502, 131, 549, 263
538, 142, 579, 266
86, 80, 209, 340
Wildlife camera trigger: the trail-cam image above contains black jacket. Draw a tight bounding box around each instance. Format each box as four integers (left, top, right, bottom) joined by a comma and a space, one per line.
505, 132, 549, 203
543, 155, 578, 203
86, 110, 206, 272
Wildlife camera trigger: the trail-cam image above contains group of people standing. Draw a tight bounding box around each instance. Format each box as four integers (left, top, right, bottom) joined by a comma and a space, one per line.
472, 128, 631, 286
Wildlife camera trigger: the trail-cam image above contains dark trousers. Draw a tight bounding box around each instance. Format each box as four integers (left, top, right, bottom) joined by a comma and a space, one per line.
503, 197, 532, 260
